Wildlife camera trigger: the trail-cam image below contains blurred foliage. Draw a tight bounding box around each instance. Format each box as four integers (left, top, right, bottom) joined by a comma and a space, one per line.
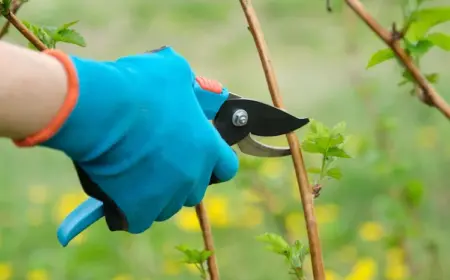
0, 0, 450, 279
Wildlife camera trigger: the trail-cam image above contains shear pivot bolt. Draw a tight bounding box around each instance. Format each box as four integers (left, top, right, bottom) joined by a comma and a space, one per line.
232, 109, 248, 127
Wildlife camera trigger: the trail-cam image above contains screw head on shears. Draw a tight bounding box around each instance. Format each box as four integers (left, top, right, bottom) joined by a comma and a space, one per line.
232, 109, 248, 127
213, 98, 309, 158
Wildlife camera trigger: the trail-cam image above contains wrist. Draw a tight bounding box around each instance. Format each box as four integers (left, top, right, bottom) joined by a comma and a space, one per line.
15, 50, 134, 162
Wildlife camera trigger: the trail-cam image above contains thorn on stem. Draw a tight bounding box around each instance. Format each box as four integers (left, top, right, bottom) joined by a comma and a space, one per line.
313, 184, 322, 198
390, 22, 409, 42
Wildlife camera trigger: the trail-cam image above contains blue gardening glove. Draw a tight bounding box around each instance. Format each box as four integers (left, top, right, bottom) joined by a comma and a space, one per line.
16, 46, 239, 234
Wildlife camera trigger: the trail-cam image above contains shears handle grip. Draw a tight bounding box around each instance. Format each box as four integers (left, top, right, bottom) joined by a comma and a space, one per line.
56, 76, 229, 247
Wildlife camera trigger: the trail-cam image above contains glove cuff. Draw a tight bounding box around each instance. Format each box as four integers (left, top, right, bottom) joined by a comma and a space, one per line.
13, 49, 79, 147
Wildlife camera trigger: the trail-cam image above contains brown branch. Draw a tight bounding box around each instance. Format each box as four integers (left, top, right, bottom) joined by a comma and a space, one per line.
238, 1, 325, 279
1, 9, 47, 50
0, 0, 23, 38
345, 0, 450, 120
196, 203, 219, 280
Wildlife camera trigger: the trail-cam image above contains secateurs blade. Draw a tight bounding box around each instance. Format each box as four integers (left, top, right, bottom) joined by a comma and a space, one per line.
56, 76, 310, 247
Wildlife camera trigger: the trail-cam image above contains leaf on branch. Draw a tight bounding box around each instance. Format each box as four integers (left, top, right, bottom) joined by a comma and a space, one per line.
289, 240, 310, 269
425, 73, 439, 84
366, 48, 395, 69
256, 232, 290, 256
302, 139, 326, 154
0, 0, 12, 15
406, 39, 434, 58
327, 147, 351, 158
175, 244, 212, 264
22, 20, 55, 49
44, 20, 86, 47
326, 167, 342, 180
406, 6, 450, 41
427, 32, 450, 51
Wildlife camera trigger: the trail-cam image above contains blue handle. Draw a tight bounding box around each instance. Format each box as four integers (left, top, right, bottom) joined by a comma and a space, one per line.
56, 76, 229, 247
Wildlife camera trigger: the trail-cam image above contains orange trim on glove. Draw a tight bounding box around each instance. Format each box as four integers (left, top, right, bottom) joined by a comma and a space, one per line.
14, 49, 79, 147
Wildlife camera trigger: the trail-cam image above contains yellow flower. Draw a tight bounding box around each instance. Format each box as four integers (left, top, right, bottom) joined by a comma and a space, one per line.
315, 204, 339, 224
112, 274, 132, 280
26, 269, 48, 280
54, 191, 88, 222
325, 270, 342, 280
0, 263, 12, 280
27, 208, 44, 227
163, 260, 181, 276
28, 185, 48, 204
235, 205, 263, 228
284, 212, 306, 238
358, 221, 385, 242
345, 258, 377, 280
204, 195, 229, 227
175, 208, 200, 232
385, 248, 409, 280
258, 159, 283, 179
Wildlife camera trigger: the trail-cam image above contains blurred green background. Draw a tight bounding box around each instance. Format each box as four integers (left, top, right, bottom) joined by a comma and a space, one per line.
1, 0, 450, 279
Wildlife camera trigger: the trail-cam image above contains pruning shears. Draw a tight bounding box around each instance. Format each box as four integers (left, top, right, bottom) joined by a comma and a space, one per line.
57, 76, 310, 247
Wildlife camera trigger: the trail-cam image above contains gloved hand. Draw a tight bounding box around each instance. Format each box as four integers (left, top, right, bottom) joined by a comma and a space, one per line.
14, 46, 239, 234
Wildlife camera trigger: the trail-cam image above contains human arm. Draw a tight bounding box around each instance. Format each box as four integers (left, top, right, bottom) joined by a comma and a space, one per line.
0, 42, 239, 236
0, 41, 67, 140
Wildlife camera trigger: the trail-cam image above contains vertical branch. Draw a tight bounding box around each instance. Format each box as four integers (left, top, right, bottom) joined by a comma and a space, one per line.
196, 203, 220, 280
238, 1, 325, 279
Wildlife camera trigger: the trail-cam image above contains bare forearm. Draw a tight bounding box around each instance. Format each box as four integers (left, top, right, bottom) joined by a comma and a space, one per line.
0, 41, 67, 140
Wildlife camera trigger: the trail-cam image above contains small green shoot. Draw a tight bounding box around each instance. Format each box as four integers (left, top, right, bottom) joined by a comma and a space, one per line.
301, 119, 351, 188
22, 20, 86, 49
256, 233, 310, 280
0, 0, 12, 15
176, 244, 212, 279
366, 1, 450, 94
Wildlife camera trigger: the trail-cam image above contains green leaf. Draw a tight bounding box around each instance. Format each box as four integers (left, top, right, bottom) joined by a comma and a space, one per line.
175, 245, 205, 264
0, 0, 12, 14
327, 147, 351, 158
326, 167, 343, 180
331, 121, 346, 135
58, 20, 80, 30
427, 32, 450, 51
366, 48, 395, 69
406, 7, 450, 41
198, 250, 213, 262
54, 28, 86, 47
256, 233, 290, 256
289, 240, 309, 269
307, 167, 321, 174
307, 119, 329, 137
328, 134, 345, 147
301, 140, 325, 154
407, 39, 434, 57
21, 21, 55, 49
425, 73, 439, 84
403, 70, 414, 81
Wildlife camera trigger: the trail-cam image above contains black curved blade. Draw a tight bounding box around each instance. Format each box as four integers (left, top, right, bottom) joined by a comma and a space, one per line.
215, 99, 309, 140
